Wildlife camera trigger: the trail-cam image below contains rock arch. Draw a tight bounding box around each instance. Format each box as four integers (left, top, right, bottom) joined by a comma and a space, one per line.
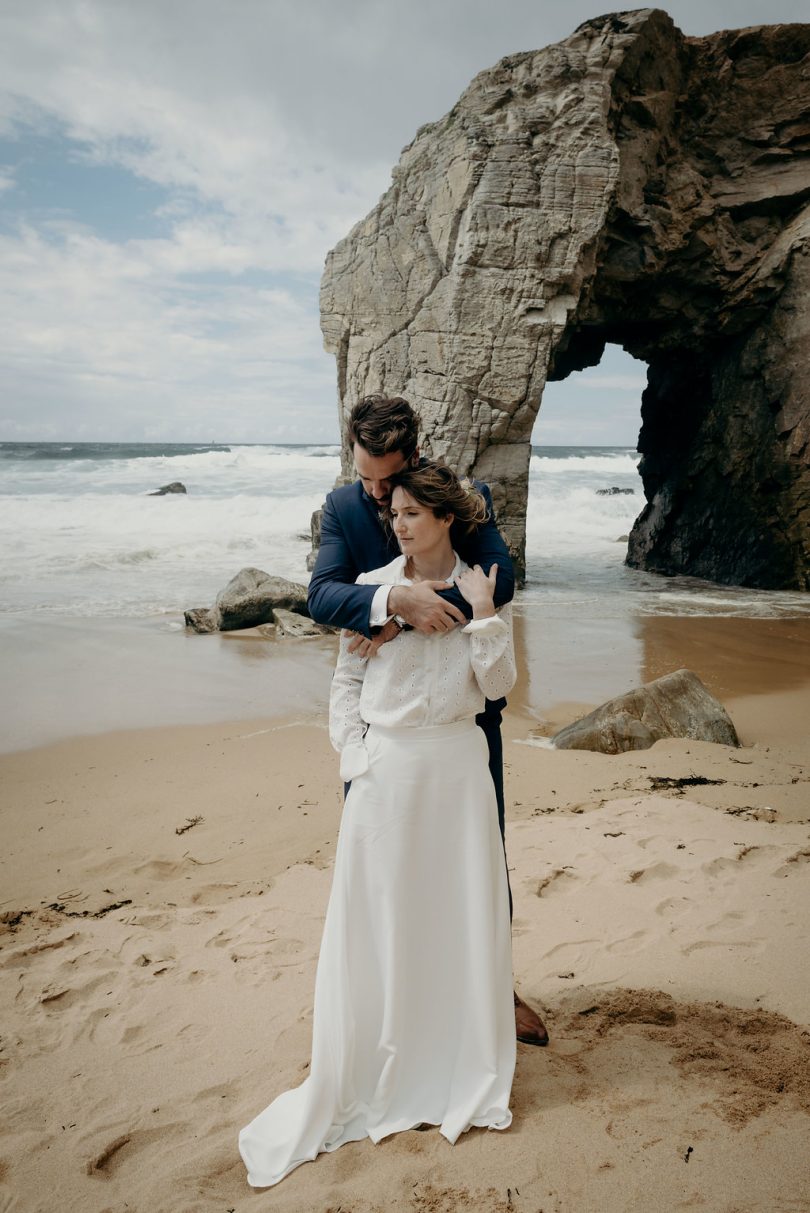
319, 8, 809, 588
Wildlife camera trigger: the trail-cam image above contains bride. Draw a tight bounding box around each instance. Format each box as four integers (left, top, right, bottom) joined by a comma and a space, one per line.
239, 461, 517, 1188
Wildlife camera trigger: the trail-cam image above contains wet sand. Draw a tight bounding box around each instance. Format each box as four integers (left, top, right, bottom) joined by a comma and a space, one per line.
2, 608, 809, 752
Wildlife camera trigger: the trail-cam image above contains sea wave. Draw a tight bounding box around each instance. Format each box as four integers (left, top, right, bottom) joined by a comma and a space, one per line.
1, 441, 805, 622
0, 489, 329, 614
531, 451, 641, 475
0, 444, 342, 498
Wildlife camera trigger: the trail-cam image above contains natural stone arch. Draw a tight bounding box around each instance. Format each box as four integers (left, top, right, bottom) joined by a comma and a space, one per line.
319, 8, 809, 588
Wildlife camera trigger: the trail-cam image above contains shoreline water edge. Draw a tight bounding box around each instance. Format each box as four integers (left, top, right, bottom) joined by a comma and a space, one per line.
1, 441, 809, 1211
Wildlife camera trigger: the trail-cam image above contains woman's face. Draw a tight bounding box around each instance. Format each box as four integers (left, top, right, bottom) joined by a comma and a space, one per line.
390, 487, 452, 559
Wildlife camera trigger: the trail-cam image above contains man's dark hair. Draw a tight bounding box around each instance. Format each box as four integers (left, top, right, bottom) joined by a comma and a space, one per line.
346, 394, 419, 459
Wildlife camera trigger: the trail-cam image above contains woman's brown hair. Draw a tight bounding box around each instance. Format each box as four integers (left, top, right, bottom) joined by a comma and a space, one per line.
385, 461, 489, 534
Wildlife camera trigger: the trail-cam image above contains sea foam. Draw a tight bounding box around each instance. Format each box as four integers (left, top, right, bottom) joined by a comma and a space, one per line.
1, 443, 807, 619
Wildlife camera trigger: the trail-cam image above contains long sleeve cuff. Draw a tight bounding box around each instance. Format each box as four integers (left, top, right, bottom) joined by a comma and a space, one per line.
462, 615, 508, 636
339, 740, 370, 782
369, 584, 392, 628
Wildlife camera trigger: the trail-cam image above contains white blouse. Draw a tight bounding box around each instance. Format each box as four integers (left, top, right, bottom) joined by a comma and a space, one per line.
329, 553, 516, 779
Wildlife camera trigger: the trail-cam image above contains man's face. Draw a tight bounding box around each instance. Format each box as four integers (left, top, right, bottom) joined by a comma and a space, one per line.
353, 443, 416, 508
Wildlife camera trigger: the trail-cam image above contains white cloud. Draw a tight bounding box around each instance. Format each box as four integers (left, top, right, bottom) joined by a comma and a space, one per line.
0, 1, 393, 267
0, 222, 338, 441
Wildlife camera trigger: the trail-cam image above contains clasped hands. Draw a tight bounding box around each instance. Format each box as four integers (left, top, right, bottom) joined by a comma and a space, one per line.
345, 564, 498, 658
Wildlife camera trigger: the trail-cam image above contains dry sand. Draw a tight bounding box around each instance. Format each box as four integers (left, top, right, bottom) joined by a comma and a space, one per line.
1, 618, 809, 1212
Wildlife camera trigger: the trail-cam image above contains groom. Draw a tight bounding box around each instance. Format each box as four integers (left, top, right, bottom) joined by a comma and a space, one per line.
307, 393, 548, 1047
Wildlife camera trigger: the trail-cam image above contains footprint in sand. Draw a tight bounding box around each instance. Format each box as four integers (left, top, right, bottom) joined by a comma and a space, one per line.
703, 845, 781, 877
204, 926, 235, 949
191, 1080, 234, 1106
534, 866, 578, 897
681, 938, 764, 956
132, 858, 185, 880
772, 848, 810, 878
84, 1123, 185, 1179
542, 938, 602, 961
627, 862, 679, 884
605, 930, 648, 956
0, 929, 80, 969
122, 911, 173, 929
654, 897, 692, 919
704, 909, 757, 935
119, 1027, 170, 1058
190, 881, 241, 906
39, 967, 118, 1013
633, 835, 663, 851
538, 938, 621, 981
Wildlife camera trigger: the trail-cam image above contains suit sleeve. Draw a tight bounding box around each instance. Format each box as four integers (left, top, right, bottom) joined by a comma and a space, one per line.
306, 493, 379, 636
439, 483, 515, 618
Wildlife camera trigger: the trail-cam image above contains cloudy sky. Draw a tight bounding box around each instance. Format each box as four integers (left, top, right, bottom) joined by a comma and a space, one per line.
0, 1, 805, 445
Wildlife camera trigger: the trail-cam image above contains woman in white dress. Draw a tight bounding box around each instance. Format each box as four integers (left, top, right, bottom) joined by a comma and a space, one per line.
238, 462, 517, 1188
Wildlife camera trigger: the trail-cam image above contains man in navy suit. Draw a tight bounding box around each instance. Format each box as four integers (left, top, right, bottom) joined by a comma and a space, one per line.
307, 394, 548, 1047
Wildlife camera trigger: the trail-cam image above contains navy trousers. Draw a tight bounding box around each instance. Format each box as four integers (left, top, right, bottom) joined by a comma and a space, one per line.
475, 709, 513, 922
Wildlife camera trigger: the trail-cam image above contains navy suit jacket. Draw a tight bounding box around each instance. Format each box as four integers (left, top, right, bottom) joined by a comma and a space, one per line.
307, 477, 515, 642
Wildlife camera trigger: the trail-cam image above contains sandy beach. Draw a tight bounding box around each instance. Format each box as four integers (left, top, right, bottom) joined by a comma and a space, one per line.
1, 614, 809, 1212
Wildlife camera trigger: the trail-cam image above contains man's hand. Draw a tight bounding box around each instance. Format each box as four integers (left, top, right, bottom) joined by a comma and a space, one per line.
388, 582, 466, 635
345, 616, 402, 659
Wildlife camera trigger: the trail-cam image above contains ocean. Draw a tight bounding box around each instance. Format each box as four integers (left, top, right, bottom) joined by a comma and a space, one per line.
1, 439, 808, 751
1, 440, 807, 620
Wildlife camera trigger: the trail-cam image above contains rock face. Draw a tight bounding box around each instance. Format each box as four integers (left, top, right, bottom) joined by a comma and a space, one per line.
551, 668, 740, 753
320, 9, 810, 588
184, 568, 309, 633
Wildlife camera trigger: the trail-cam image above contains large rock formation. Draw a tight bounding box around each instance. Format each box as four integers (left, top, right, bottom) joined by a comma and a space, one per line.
320, 9, 809, 588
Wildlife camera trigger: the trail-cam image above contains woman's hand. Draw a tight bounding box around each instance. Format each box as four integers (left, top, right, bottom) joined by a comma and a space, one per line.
454, 563, 498, 619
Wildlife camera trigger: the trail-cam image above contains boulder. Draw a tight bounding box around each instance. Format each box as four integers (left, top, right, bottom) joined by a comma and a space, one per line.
149, 482, 187, 495
216, 568, 308, 631
184, 568, 309, 633
551, 669, 740, 754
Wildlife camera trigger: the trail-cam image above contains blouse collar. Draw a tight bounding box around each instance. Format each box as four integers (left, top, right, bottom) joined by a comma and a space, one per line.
396, 550, 463, 586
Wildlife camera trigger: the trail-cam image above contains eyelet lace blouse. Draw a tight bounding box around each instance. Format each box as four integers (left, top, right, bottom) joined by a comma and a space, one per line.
329, 552, 516, 780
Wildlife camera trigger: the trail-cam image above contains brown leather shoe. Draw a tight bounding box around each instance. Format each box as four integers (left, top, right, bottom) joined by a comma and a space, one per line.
515, 991, 549, 1046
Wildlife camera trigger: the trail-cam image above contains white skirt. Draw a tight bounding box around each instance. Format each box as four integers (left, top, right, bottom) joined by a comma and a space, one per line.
238, 718, 515, 1188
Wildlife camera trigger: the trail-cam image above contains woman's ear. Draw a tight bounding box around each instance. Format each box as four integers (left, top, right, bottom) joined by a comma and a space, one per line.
444, 512, 454, 529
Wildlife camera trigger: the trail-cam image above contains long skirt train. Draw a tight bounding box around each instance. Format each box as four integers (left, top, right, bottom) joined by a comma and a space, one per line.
238, 718, 515, 1188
